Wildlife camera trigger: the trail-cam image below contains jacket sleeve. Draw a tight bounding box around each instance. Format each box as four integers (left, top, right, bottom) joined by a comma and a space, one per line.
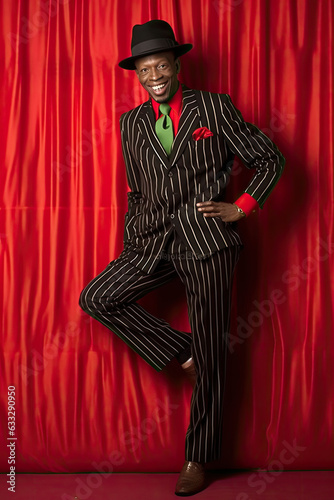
219, 94, 285, 208
120, 112, 143, 248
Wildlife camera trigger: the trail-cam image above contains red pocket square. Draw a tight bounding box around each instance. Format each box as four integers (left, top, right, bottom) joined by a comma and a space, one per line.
192, 127, 214, 141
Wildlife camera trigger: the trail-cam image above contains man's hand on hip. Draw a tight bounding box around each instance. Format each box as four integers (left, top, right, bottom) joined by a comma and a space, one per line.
196, 201, 246, 222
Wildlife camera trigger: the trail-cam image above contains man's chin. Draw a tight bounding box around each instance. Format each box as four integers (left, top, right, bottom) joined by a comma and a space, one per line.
151, 94, 169, 103
153, 96, 169, 103
148, 88, 171, 103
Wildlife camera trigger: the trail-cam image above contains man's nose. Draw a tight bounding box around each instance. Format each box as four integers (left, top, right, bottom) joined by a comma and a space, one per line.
150, 68, 162, 81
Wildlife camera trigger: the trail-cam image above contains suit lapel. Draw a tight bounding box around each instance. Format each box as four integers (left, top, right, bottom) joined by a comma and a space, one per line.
137, 101, 172, 169
169, 87, 200, 167
137, 86, 200, 170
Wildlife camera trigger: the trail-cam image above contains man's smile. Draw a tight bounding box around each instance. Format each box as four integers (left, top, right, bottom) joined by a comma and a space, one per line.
149, 82, 168, 96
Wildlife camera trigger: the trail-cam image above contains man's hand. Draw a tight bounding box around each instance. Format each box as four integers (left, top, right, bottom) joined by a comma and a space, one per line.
196, 201, 246, 222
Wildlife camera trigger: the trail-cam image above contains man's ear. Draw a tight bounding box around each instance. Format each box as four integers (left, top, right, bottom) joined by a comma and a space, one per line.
175, 58, 181, 74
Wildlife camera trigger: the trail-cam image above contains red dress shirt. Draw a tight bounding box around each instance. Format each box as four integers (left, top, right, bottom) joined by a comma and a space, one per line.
151, 83, 183, 135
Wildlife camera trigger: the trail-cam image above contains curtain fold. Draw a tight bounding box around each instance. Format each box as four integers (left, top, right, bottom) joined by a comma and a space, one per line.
0, 0, 333, 472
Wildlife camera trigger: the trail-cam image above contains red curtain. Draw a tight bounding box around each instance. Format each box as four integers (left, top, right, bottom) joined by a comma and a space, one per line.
1, 0, 333, 473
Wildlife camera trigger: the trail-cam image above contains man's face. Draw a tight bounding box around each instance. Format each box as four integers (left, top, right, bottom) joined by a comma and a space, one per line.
135, 51, 181, 103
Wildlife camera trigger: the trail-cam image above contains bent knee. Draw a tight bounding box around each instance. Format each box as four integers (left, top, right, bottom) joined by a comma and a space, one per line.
79, 284, 97, 314
79, 281, 121, 314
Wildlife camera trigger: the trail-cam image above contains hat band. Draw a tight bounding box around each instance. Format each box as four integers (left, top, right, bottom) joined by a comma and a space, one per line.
131, 38, 179, 57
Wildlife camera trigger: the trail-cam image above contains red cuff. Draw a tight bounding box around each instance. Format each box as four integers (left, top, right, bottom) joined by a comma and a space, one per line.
234, 193, 259, 217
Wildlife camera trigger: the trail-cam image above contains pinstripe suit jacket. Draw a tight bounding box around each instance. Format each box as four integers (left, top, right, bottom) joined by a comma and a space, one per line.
120, 85, 285, 274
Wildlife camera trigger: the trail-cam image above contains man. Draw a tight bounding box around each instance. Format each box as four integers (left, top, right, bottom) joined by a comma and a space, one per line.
79, 20, 285, 496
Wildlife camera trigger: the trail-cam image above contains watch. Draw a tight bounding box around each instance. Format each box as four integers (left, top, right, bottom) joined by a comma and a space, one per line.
234, 204, 246, 217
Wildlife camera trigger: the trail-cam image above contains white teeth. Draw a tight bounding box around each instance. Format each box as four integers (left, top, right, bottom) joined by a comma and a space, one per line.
152, 83, 166, 91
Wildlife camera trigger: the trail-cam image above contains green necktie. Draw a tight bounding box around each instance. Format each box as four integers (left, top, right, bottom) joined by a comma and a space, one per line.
155, 103, 174, 155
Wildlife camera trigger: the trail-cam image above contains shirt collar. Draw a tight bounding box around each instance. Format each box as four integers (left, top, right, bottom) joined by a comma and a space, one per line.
151, 83, 183, 119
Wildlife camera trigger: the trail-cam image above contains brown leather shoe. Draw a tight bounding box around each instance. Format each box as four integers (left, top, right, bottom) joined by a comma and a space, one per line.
182, 359, 197, 387
175, 460, 206, 496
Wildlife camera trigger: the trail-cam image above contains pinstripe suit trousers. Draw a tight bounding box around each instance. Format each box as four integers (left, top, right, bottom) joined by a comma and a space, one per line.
79, 231, 241, 463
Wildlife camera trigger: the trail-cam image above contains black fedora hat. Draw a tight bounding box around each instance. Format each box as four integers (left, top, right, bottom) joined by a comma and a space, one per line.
118, 20, 193, 70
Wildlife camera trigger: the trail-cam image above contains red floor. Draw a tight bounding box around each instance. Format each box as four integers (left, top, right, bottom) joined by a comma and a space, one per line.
1, 471, 333, 500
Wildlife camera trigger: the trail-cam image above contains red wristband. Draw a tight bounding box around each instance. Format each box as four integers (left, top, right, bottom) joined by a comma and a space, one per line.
234, 193, 259, 217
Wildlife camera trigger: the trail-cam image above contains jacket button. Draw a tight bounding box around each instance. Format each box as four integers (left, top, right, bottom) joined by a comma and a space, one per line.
170, 214, 175, 219
168, 172, 173, 177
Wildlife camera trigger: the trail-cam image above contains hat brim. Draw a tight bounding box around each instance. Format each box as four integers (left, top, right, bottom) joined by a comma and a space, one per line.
118, 43, 193, 70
